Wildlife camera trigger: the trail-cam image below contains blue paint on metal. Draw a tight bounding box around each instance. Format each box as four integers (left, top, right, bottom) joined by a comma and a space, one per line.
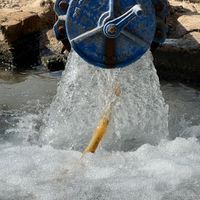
53, 0, 169, 68
152, 0, 169, 44
103, 5, 144, 39
66, 0, 156, 68
54, 0, 70, 16
53, 20, 66, 40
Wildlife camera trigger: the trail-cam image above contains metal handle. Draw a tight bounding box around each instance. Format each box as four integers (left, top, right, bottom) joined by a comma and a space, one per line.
70, 3, 143, 43
103, 4, 143, 38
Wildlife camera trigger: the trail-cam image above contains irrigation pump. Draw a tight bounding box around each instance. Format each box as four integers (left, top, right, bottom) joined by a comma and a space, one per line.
54, 0, 169, 68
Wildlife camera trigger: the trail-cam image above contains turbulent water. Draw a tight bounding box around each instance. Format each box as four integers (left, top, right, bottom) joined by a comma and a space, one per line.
1, 51, 200, 200
41, 51, 168, 151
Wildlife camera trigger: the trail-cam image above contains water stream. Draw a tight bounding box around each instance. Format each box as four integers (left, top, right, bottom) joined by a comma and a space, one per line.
0, 51, 200, 200
41, 51, 168, 151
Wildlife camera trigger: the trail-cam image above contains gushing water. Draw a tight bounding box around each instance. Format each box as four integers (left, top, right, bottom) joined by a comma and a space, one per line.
41, 51, 168, 151
1, 51, 200, 200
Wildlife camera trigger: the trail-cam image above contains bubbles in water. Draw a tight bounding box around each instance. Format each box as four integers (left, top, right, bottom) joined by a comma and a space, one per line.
1, 50, 200, 200
1, 138, 200, 200
40, 51, 169, 151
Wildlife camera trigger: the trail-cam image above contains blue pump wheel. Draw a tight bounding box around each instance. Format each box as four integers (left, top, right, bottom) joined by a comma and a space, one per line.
66, 0, 156, 68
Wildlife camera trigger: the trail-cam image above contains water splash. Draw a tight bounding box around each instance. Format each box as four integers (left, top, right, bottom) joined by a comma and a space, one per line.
1, 137, 200, 200
40, 51, 169, 151
2, 50, 200, 200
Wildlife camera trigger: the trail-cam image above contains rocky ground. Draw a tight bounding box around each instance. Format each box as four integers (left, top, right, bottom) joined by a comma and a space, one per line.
153, 0, 200, 84
0, 0, 199, 83
0, 0, 66, 70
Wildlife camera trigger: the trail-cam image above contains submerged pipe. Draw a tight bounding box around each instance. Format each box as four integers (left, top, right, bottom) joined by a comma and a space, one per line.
83, 109, 111, 154
83, 83, 121, 154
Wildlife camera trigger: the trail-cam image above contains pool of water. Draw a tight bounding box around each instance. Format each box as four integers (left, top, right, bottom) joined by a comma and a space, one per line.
0, 52, 200, 200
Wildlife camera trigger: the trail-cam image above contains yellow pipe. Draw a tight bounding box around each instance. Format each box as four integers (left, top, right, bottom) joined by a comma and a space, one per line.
83, 107, 111, 154
83, 83, 121, 155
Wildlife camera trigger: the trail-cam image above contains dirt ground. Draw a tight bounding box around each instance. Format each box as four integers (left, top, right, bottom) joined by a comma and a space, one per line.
0, 0, 199, 10
170, 0, 200, 12
0, 0, 54, 9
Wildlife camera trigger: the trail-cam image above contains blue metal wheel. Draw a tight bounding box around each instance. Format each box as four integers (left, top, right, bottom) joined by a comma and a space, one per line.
66, 0, 156, 68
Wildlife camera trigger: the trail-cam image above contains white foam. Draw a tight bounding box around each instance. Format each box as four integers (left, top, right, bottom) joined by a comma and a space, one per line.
1, 137, 200, 200
2, 51, 200, 200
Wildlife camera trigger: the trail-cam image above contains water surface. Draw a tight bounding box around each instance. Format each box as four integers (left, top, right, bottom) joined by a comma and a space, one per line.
0, 53, 200, 200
